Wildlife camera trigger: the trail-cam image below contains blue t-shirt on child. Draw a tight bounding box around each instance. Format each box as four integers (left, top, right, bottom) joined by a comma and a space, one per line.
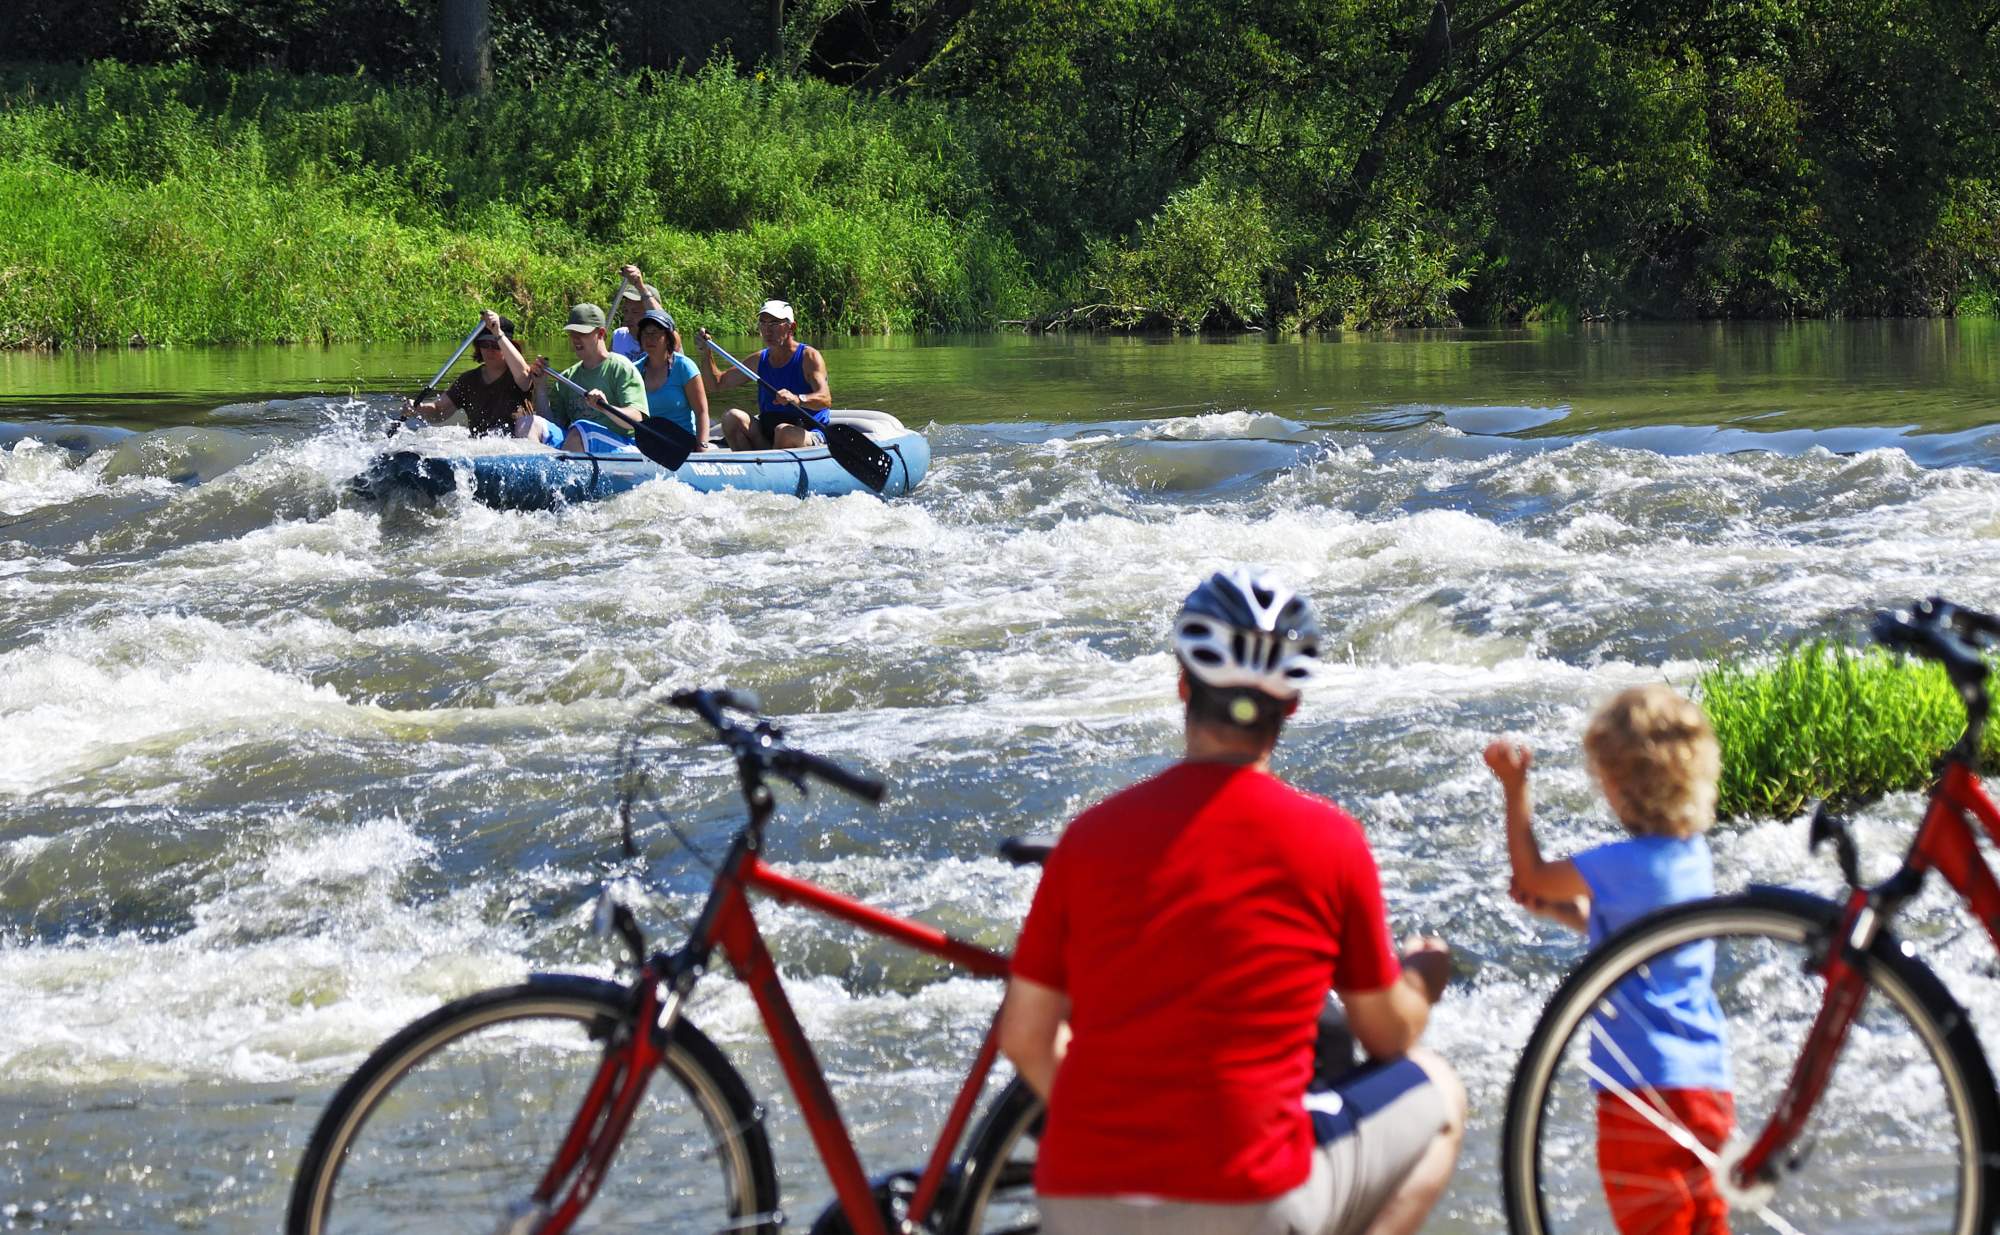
637, 351, 703, 437
1572, 834, 1730, 1092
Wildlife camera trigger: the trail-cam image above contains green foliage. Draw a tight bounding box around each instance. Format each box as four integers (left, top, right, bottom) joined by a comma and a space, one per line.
7, 0, 2000, 339
1084, 181, 1275, 331
0, 60, 1035, 345
1696, 643, 1998, 821
1281, 196, 1472, 331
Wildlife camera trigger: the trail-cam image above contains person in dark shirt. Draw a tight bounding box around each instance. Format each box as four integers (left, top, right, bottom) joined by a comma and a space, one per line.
405, 311, 532, 436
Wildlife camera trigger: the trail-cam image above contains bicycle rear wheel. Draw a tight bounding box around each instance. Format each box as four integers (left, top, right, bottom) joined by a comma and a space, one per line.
949, 1077, 1042, 1235
1503, 887, 1999, 1235
288, 975, 779, 1235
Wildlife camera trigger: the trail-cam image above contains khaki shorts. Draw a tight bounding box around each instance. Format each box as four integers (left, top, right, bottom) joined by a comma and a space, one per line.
1039, 1057, 1445, 1235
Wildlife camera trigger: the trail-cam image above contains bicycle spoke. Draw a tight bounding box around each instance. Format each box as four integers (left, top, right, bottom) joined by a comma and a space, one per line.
294, 987, 775, 1235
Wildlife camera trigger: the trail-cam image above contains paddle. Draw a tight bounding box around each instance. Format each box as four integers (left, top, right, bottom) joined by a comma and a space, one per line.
415, 321, 486, 403
540, 364, 697, 471
389, 320, 486, 436
703, 337, 893, 493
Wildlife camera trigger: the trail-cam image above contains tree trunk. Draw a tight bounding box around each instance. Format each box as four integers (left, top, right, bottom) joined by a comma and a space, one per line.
1326, 0, 1453, 234
855, 0, 979, 93
441, 0, 492, 97
769, 0, 784, 66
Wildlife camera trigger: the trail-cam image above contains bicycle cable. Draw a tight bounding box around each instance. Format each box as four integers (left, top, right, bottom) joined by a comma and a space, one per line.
614, 689, 721, 873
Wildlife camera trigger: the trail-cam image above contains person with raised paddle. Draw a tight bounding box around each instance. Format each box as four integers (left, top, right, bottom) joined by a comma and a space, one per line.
610, 263, 662, 362
999, 568, 1465, 1235
695, 299, 831, 452
518, 303, 649, 455
403, 310, 532, 436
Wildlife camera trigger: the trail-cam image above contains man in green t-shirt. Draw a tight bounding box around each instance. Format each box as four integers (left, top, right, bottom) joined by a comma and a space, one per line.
520, 303, 649, 453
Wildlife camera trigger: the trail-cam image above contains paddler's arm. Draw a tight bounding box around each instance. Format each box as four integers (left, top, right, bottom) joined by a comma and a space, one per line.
529, 356, 555, 417
694, 328, 748, 395
590, 360, 649, 430
997, 974, 1070, 1102
405, 392, 456, 422
585, 388, 647, 430
486, 310, 532, 391
619, 264, 660, 312
686, 366, 712, 450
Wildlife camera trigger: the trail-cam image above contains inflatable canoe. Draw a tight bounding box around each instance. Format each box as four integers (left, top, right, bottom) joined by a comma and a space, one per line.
355, 410, 929, 508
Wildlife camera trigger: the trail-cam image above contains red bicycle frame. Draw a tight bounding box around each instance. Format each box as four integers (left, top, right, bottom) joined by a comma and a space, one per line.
1736, 760, 2000, 1183
533, 818, 1015, 1235
708, 853, 1013, 1235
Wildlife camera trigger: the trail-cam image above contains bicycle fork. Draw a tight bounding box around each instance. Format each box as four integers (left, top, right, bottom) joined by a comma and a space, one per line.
1731, 885, 1878, 1190
503, 965, 685, 1235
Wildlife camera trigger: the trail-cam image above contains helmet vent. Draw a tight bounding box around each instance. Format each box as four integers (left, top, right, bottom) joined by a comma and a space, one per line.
1170, 567, 1322, 702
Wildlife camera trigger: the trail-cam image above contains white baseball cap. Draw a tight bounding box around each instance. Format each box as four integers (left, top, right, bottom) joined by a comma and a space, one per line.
758, 299, 795, 323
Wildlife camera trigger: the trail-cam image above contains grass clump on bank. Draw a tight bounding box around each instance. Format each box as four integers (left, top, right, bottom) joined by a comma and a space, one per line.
0, 60, 1036, 347
1697, 643, 1999, 821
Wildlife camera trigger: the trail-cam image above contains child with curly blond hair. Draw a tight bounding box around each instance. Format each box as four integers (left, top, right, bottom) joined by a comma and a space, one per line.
1486, 683, 1733, 1235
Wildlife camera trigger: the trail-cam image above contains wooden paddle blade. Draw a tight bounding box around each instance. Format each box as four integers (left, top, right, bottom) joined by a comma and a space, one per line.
632, 416, 696, 471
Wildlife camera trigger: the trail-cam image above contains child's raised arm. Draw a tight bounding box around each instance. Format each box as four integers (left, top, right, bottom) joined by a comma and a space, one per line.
1484, 740, 1593, 913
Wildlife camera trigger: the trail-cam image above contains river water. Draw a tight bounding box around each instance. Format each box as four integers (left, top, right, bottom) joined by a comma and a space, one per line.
2, 322, 1998, 1231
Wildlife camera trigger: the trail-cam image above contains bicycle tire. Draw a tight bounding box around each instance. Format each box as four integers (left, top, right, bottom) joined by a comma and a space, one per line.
288, 974, 780, 1235
949, 1077, 1043, 1235
1502, 887, 2000, 1235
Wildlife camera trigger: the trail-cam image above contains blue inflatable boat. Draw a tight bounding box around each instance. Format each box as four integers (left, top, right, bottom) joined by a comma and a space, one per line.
355, 410, 929, 508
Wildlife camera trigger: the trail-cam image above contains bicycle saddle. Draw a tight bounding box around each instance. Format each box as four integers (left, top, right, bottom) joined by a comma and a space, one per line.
998, 835, 1058, 866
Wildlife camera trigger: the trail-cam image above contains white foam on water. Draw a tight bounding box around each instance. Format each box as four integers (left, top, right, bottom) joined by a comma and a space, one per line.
0, 438, 128, 516
0, 814, 529, 1085
0, 623, 353, 795
10, 407, 2000, 1229
1135, 410, 1310, 441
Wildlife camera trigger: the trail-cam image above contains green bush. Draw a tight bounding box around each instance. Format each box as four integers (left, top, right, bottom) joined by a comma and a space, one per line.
0, 60, 1037, 345
1696, 643, 1998, 821
1284, 197, 1472, 331
1084, 180, 1275, 332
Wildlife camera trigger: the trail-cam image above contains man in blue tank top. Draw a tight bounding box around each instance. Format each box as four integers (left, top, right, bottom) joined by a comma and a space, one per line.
696, 298, 832, 451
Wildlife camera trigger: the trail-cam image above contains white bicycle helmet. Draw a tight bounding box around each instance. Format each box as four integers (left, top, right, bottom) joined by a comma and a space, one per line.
1172, 567, 1322, 700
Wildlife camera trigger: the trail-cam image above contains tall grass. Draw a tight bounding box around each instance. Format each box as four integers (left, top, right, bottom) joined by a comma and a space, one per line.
1696, 642, 1999, 820
0, 61, 1036, 346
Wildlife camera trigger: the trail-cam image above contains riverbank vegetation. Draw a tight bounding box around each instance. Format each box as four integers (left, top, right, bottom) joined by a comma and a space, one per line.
1698, 643, 1997, 821
2, 0, 1997, 345
0, 62, 1030, 346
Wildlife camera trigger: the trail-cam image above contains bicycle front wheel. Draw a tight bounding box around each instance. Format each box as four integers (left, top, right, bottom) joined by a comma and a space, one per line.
949, 1076, 1042, 1235
1503, 887, 1999, 1235
288, 975, 779, 1235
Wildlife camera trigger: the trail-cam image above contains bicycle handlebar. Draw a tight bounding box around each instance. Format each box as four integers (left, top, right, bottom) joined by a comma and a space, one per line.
775, 747, 889, 804
669, 687, 888, 804
1871, 598, 1997, 689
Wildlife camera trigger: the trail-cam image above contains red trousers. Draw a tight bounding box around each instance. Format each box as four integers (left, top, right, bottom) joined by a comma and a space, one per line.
1597, 1088, 1736, 1235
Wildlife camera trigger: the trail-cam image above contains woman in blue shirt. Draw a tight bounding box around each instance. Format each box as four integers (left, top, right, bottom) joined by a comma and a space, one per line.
633, 309, 710, 449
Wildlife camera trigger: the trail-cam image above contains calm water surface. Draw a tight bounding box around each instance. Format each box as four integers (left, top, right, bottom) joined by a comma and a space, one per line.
2, 322, 1998, 1230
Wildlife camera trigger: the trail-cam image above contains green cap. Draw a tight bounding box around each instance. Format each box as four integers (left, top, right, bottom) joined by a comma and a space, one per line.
564, 303, 607, 333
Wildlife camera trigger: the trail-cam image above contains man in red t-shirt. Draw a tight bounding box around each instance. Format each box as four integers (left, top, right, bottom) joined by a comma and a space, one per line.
999, 568, 1465, 1235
